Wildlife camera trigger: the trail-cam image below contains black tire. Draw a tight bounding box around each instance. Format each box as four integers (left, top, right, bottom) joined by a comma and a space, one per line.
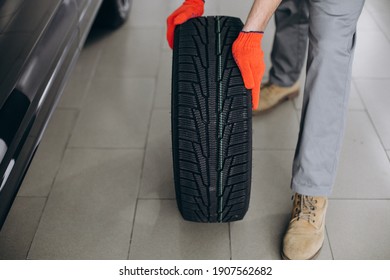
95, 0, 132, 29
171, 16, 252, 223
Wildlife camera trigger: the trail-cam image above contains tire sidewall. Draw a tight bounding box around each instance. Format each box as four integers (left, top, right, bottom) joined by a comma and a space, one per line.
114, 0, 131, 20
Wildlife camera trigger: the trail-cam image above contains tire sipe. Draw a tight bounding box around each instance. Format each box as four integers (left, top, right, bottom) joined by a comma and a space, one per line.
171, 16, 252, 223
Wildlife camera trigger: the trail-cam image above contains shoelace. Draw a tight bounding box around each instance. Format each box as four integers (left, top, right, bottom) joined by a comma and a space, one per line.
293, 195, 317, 223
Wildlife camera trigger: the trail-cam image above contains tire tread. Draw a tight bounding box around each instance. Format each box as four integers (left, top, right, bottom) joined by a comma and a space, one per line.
172, 16, 252, 222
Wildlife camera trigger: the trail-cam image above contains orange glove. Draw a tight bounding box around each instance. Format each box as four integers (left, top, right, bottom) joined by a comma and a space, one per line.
167, 0, 205, 49
232, 31, 265, 110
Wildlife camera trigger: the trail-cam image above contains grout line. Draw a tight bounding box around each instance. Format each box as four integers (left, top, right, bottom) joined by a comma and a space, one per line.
228, 222, 233, 260
352, 77, 390, 81
346, 108, 367, 112
137, 198, 175, 201
252, 148, 296, 152
23, 198, 47, 260
25, 119, 78, 259
127, 51, 161, 259
86, 75, 160, 80
364, 6, 390, 43
73, 49, 104, 108
351, 78, 366, 111
66, 146, 145, 151
53, 107, 79, 112
25, 39, 106, 259
352, 79, 389, 154
62, 44, 103, 151
25, 107, 81, 259
329, 198, 390, 201
325, 226, 335, 260
154, 106, 170, 110
16, 195, 50, 199
149, 108, 170, 113
126, 130, 150, 259
25, 182, 57, 259
59, 110, 80, 161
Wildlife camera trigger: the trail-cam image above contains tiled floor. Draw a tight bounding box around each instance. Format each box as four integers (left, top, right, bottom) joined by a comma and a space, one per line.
1, 0, 390, 260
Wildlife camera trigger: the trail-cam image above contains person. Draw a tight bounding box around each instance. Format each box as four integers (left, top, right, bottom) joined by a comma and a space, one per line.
254, 0, 308, 113
167, 0, 365, 260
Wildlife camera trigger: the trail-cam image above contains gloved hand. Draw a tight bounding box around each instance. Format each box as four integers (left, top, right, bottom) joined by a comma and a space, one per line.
232, 31, 265, 110
167, 0, 205, 49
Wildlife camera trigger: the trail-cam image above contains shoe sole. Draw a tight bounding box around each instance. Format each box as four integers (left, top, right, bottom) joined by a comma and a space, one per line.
253, 89, 300, 115
281, 245, 323, 260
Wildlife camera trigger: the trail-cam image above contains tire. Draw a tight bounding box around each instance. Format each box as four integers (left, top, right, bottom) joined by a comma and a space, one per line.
171, 16, 252, 223
95, 0, 132, 28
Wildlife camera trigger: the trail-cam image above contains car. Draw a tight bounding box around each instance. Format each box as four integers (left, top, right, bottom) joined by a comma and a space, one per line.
0, 0, 132, 228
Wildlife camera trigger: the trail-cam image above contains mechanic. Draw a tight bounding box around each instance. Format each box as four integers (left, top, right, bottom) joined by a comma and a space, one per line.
167, 0, 364, 260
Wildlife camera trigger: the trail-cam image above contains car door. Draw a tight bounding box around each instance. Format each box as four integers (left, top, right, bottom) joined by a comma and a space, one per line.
0, 0, 81, 228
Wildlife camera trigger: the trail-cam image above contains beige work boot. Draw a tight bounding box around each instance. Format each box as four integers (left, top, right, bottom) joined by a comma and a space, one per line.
254, 82, 300, 114
281, 193, 328, 260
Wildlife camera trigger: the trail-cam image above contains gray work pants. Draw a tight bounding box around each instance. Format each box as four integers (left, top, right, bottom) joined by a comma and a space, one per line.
269, 0, 365, 196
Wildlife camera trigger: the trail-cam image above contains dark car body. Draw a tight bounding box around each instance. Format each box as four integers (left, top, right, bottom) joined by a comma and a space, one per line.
0, 0, 128, 228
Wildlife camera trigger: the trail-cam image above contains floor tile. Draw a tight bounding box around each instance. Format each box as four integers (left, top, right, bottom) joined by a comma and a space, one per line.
231, 150, 333, 259
139, 110, 174, 199
168, 0, 192, 11
59, 72, 91, 109
95, 28, 162, 78
59, 30, 106, 108
18, 109, 77, 197
293, 76, 364, 111
231, 150, 292, 260
370, 10, 390, 40
327, 199, 390, 259
203, 0, 219, 16
356, 79, 390, 149
357, 7, 379, 32
349, 80, 366, 110
129, 199, 230, 260
218, 0, 255, 23
333, 111, 390, 198
127, 0, 169, 28
352, 31, 390, 78
365, 0, 390, 15
161, 27, 171, 52
252, 102, 299, 150
68, 78, 154, 148
250, 151, 295, 205
317, 230, 333, 260
27, 149, 143, 259
154, 51, 172, 109
0, 197, 46, 260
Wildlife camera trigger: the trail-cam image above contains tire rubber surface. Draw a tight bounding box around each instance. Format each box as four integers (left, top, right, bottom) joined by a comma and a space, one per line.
172, 16, 252, 223
95, 0, 131, 28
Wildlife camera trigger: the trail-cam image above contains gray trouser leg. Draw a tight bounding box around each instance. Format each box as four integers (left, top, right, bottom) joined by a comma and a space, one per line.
291, 0, 365, 197
269, 0, 309, 87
